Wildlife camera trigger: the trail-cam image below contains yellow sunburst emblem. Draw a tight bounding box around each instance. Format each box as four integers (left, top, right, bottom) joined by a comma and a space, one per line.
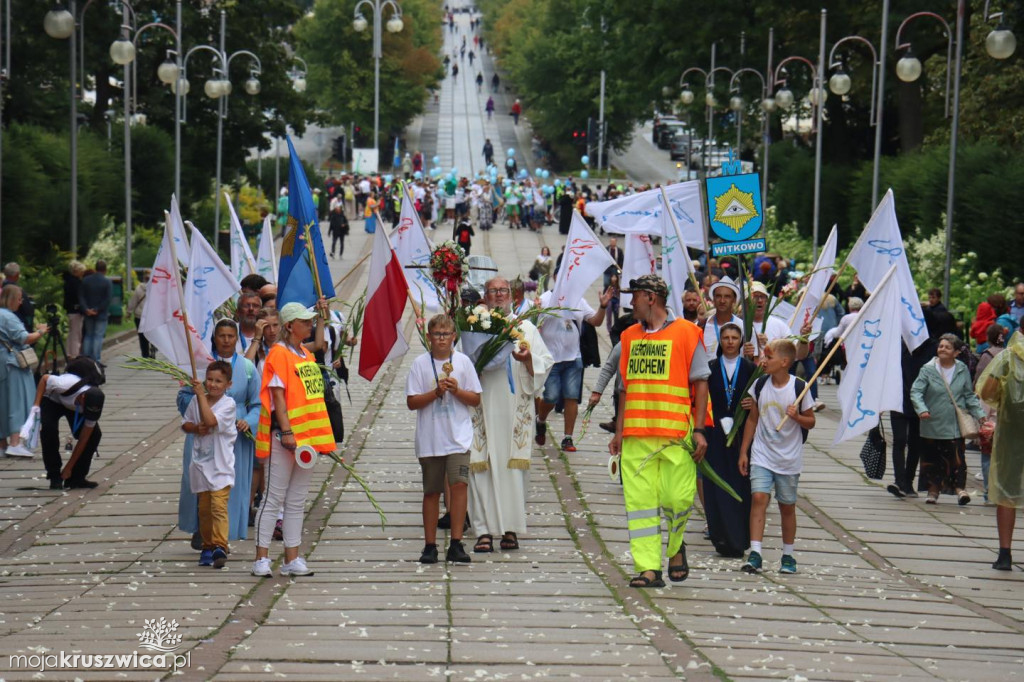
280, 217, 300, 256
713, 184, 759, 233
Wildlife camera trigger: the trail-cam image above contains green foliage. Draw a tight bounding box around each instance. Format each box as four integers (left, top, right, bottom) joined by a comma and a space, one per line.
295, 0, 444, 139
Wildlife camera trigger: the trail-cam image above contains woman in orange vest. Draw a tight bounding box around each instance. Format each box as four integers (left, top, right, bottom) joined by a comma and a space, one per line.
252, 301, 334, 578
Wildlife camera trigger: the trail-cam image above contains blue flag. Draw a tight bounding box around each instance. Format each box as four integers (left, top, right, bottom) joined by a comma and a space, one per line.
277, 136, 335, 307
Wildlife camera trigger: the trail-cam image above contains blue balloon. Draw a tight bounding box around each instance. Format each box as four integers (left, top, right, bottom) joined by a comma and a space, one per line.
413, 170, 423, 179
554, 178, 562, 187
581, 155, 590, 165
451, 167, 458, 175
543, 185, 553, 196
518, 169, 528, 179
581, 170, 589, 179
506, 158, 515, 167
432, 155, 441, 165
446, 173, 455, 181
507, 148, 516, 156
534, 168, 543, 177
384, 174, 394, 184
541, 169, 550, 179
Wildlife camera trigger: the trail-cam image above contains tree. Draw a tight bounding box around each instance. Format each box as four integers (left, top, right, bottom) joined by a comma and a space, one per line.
295, 0, 444, 146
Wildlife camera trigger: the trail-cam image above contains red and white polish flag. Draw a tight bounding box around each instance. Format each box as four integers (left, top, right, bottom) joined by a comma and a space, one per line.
359, 226, 410, 381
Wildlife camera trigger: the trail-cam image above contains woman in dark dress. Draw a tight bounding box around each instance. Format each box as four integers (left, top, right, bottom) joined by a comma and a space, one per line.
705, 322, 755, 558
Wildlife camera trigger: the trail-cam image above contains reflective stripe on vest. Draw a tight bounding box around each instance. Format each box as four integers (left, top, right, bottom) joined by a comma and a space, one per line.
619, 319, 702, 439
255, 345, 335, 457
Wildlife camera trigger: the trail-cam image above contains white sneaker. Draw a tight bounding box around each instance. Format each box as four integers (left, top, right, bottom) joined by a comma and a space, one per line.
251, 557, 272, 577
279, 557, 314, 577
6, 444, 35, 457
813, 401, 826, 412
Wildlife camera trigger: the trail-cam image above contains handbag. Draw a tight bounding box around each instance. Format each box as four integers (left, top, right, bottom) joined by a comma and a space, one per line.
0, 336, 38, 370
859, 424, 886, 480
935, 361, 980, 439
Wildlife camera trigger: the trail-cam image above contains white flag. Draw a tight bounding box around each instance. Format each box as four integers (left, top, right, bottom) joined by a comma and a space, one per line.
256, 215, 278, 284
226, 193, 257, 282
661, 210, 698, 317
790, 224, 837, 334
139, 216, 213, 372
169, 193, 191, 266
834, 264, 905, 445
184, 223, 241, 349
392, 190, 440, 311
619, 233, 657, 309
585, 181, 707, 251
847, 189, 926, 350
550, 211, 615, 312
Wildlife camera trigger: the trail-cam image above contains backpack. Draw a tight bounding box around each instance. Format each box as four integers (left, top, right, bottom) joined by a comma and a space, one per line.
60, 356, 106, 395
753, 375, 808, 443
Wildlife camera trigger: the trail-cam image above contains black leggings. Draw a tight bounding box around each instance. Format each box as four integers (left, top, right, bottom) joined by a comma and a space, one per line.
890, 411, 921, 492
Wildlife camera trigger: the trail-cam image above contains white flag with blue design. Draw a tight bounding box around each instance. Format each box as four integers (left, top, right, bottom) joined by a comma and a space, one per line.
226, 193, 257, 283
847, 189, 926, 350
392, 190, 440, 311
834, 264, 904, 445
184, 223, 240, 350
169, 193, 191, 266
660, 209, 698, 317
585, 181, 707, 251
619, 233, 657, 310
256, 215, 278, 284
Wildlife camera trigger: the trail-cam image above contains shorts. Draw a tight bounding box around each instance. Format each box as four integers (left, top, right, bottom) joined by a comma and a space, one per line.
419, 451, 470, 495
542, 358, 583, 404
749, 464, 800, 505
506, 204, 519, 216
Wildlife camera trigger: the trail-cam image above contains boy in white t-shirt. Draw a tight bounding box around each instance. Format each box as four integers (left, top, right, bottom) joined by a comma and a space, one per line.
182, 361, 238, 569
738, 339, 815, 575
406, 314, 482, 565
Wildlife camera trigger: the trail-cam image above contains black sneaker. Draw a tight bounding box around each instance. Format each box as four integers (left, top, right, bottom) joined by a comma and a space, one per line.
993, 549, 1013, 571
49, 479, 64, 490
446, 540, 471, 564
886, 484, 906, 499
419, 543, 439, 564
560, 437, 576, 453
437, 512, 452, 530
65, 479, 99, 489
535, 419, 547, 446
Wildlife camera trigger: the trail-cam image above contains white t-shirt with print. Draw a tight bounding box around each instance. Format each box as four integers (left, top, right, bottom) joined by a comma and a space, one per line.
406, 351, 482, 458
184, 395, 238, 493
748, 375, 814, 475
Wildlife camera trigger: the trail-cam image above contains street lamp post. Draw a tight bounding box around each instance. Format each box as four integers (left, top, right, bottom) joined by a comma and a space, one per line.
181, 10, 260, 243
43, 1, 79, 252
895, 0, 1015, 305
728, 66, 769, 181
773, 15, 827, 260
827, 34, 881, 209
353, 0, 404, 156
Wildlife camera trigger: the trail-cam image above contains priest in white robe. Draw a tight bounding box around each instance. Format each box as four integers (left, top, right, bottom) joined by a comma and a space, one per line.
468, 277, 553, 553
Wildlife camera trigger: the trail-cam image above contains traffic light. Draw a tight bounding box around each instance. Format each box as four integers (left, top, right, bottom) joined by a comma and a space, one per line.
353, 125, 363, 146
332, 135, 346, 161
571, 128, 587, 141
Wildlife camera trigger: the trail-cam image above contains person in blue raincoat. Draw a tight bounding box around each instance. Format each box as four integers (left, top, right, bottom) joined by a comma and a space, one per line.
177, 319, 260, 545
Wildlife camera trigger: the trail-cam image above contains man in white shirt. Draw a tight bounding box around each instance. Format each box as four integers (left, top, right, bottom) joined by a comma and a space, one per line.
702, 277, 743, 357
535, 288, 612, 452
748, 281, 793, 360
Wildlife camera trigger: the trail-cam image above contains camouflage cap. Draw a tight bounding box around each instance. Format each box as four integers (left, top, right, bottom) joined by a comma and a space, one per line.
622, 274, 669, 298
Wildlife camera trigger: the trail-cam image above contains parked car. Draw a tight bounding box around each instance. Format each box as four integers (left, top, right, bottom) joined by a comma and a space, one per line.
652, 114, 679, 144
657, 121, 689, 149
669, 133, 695, 161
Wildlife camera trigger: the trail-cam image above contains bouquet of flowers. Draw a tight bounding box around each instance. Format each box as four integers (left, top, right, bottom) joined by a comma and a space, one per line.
429, 241, 469, 314
455, 304, 525, 373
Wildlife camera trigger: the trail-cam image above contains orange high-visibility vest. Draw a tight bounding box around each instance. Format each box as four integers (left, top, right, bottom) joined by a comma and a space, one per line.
255, 343, 334, 458
619, 319, 704, 439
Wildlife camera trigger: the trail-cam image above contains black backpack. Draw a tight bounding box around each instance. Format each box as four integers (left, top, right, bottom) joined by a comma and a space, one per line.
61, 356, 106, 395
753, 375, 809, 443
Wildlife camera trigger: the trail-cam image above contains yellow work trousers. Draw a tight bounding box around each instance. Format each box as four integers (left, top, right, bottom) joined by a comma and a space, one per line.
198, 486, 232, 551
622, 436, 696, 573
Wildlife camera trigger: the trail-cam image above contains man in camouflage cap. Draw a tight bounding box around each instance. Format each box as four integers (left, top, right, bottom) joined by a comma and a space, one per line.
610, 273, 711, 588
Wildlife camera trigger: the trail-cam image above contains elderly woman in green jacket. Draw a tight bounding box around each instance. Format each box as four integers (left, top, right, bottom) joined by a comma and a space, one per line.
911, 333, 988, 505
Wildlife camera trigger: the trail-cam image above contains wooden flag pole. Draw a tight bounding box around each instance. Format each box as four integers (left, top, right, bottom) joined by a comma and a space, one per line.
659, 185, 706, 314
303, 222, 330, 321
334, 251, 372, 289
805, 258, 851, 324
164, 210, 198, 382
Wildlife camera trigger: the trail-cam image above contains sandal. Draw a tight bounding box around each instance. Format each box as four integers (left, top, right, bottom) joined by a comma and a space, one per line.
629, 570, 665, 588
473, 534, 493, 553
500, 532, 519, 550
668, 546, 690, 583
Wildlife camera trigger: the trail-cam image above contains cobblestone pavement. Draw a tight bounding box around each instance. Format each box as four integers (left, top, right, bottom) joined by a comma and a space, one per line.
1, 12, 1021, 682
